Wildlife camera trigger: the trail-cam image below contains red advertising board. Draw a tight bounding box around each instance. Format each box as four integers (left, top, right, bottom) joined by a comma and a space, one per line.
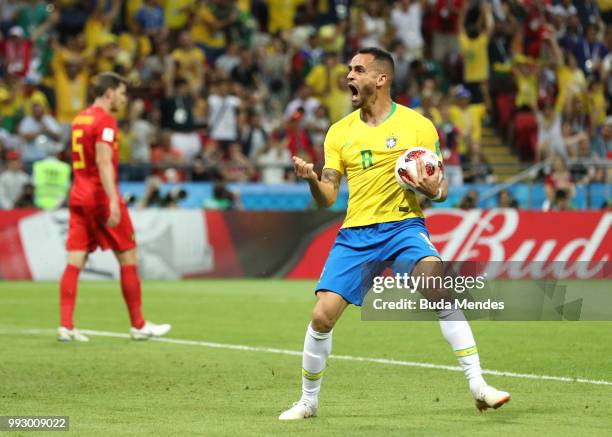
287, 210, 612, 279
0, 210, 610, 280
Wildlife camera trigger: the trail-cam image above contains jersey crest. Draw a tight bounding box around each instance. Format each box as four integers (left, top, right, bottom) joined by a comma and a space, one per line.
385, 135, 398, 149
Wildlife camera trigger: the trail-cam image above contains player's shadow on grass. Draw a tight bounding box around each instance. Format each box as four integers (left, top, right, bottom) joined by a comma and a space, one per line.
435, 406, 521, 425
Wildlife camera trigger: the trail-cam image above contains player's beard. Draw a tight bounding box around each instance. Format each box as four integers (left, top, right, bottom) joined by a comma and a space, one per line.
352, 82, 375, 110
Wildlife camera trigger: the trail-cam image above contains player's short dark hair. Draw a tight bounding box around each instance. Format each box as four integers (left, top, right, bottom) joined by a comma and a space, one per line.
92, 72, 127, 98
356, 47, 395, 76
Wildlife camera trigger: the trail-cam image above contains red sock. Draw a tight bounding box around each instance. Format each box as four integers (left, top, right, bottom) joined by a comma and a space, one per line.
60, 264, 81, 329
120, 265, 145, 329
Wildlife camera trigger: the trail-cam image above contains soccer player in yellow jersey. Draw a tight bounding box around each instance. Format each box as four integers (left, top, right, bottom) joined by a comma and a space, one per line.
279, 48, 510, 420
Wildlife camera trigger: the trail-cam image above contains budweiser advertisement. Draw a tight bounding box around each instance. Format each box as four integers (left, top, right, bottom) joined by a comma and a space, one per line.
286, 209, 612, 279
0, 209, 610, 281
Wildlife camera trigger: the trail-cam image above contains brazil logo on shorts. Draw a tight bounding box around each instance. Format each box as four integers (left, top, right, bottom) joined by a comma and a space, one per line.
385, 136, 397, 149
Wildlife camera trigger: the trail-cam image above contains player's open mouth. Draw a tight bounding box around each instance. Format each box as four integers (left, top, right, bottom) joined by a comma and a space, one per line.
348, 84, 359, 102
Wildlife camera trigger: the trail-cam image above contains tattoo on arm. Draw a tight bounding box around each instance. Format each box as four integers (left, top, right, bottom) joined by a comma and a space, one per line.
321, 169, 341, 190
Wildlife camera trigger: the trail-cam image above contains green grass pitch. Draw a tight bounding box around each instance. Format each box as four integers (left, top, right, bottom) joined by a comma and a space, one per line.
1, 280, 611, 436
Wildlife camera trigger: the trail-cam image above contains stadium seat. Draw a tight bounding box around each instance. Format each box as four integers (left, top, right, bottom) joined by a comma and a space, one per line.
496, 93, 515, 132
513, 112, 538, 161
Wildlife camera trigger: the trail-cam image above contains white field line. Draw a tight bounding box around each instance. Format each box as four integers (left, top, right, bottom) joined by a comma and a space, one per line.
4, 327, 612, 387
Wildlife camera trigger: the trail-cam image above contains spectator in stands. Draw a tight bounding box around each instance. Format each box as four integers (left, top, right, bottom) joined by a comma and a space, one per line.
488, 8, 514, 104
284, 110, 316, 163
305, 51, 350, 123
0, 2, 23, 35
462, 151, 493, 184
21, 75, 50, 116
242, 110, 268, 159
449, 85, 479, 157
13, 181, 34, 208
556, 52, 587, 115
428, 0, 462, 62
191, 139, 223, 181
216, 42, 241, 78
171, 30, 206, 95
550, 187, 573, 211
497, 189, 519, 208
221, 142, 255, 182
535, 98, 565, 162
458, 1, 494, 114
562, 94, 590, 141
572, 22, 608, 75
255, 139, 292, 185
0, 0, 605, 193
258, 35, 290, 102
438, 101, 463, 187
21, 2, 60, 80
140, 38, 167, 88
140, 37, 173, 90
32, 150, 71, 210
52, 56, 88, 145
543, 154, 575, 211
163, 0, 193, 40
512, 54, 539, 111
285, 84, 320, 126
570, 134, 600, 185
0, 26, 33, 77
135, 0, 166, 38
190, 0, 227, 64
307, 105, 330, 155
207, 79, 242, 150
587, 76, 607, 130
93, 33, 122, 73
0, 150, 29, 209
83, 0, 120, 51
459, 189, 479, 209
391, 0, 424, 62
161, 78, 201, 161
230, 46, 261, 91
415, 88, 441, 125
128, 99, 154, 165
18, 100, 62, 164
389, 40, 412, 99
0, 112, 21, 151
592, 116, 612, 160
357, 1, 386, 49
150, 129, 185, 182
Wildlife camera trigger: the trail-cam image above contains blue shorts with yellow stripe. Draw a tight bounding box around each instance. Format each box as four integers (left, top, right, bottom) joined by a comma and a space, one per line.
316, 218, 440, 306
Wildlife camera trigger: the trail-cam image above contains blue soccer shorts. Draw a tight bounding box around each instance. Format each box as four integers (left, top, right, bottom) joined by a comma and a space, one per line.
316, 218, 440, 306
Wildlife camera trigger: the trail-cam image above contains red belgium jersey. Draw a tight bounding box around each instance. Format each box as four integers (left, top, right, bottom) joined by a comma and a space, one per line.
68, 105, 120, 206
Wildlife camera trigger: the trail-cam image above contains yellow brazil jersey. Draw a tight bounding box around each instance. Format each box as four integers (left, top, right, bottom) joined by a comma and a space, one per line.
597, 0, 612, 12
324, 103, 441, 229
459, 32, 489, 83
192, 6, 225, 48
165, 0, 195, 29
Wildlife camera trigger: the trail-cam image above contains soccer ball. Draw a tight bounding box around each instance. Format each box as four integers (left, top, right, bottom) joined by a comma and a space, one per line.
395, 147, 442, 192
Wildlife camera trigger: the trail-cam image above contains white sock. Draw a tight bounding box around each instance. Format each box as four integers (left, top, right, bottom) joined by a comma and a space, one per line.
437, 308, 486, 397
301, 323, 332, 405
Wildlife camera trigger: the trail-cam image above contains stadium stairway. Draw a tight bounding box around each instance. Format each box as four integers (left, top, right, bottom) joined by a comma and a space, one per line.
481, 126, 522, 181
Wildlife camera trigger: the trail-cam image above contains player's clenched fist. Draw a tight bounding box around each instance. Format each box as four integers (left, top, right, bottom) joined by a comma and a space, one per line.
293, 156, 318, 181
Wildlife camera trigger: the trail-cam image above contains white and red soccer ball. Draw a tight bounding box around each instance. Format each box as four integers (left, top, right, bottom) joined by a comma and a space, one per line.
395, 147, 443, 192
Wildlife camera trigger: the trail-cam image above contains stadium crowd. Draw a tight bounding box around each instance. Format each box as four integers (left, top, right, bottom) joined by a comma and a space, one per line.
0, 0, 610, 210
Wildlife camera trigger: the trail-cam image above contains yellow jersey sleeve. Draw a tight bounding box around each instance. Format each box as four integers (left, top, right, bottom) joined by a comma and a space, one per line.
323, 124, 345, 174
418, 118, 442, 163
459, 32, 468, 50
